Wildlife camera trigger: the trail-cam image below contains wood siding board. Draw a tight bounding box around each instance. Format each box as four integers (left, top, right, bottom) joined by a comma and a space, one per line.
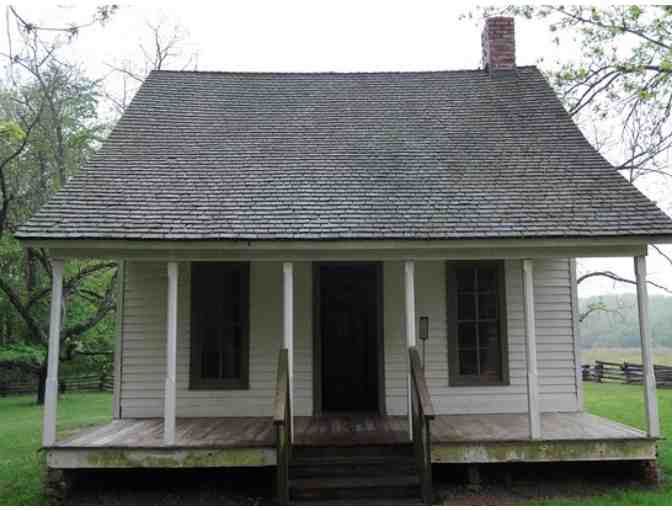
120, 258, 578, 418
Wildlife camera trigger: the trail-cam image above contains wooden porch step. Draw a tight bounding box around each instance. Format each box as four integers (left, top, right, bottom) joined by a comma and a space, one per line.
289, 475, 420, 501
292, 444, 414, 460
290, 474, 420, 490
288, 445, 420, 502
291, 462, 417, 479
292, 455, 416, 468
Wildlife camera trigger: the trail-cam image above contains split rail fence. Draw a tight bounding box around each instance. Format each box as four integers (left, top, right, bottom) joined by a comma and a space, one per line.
582, 360, 672, 387
0, 373, 113, 397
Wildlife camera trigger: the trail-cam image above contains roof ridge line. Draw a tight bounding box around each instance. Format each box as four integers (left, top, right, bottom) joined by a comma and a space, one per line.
149, 65, 539, 77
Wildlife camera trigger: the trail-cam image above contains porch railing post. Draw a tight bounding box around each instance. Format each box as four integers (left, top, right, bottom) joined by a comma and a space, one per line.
634, 255, 660, 438
522, 259, 541, 440
164, 262, 179, 445
404, 260, 417, 440
283, 262, 294, 441
43, 259, 65, 447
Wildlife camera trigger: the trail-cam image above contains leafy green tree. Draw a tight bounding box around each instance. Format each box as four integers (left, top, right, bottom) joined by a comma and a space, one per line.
0, 6, 119, 403
470, 5, 672, 179
468, 6, 672, 311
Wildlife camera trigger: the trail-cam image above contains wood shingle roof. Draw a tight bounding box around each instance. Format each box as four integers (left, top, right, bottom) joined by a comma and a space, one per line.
16, 66, 672, 241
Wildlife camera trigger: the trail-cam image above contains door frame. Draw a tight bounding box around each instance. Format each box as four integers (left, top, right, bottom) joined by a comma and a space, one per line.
312, 261, 386, 416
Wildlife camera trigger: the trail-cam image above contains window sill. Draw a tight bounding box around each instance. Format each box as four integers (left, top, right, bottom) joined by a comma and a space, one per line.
189, 382, 249, 391
448, 380, 510, 387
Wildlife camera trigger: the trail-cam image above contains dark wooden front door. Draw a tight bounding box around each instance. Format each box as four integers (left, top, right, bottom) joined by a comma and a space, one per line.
315, 263, 382, 414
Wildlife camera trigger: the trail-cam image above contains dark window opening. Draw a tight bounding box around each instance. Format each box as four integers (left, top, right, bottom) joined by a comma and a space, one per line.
447, 261, 509, 386
190, 262, 250, 390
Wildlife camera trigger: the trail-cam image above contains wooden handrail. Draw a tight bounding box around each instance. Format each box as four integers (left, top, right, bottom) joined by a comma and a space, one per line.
409, 347, 435, 419
274, 348, 291, 504
409, 346, 435, 505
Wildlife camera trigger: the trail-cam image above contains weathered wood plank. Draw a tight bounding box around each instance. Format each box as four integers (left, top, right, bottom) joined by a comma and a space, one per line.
432, 439, 656, 464
429, 412, 646, 443
47, 447, 277, 469
273, 349, 289, 423
409, 347, 435, 419
54, 411, 648, 452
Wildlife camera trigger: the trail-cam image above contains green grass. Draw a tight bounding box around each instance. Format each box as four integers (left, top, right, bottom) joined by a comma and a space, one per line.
0, 392, 111, 505
545, 382, 672, 505
0, 386, 669, 505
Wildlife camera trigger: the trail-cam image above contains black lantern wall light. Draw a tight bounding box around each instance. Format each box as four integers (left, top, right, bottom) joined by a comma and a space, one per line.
419, 316, 429, 366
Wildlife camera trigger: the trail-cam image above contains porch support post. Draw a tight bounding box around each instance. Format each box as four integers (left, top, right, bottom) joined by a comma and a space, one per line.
283, 262, 294, 441
43, 259, 65, 447
634, 255, 660, 438
163, 262, 179, 445
522, 259, 541, 440
404, 260, 417, 440
569, 258, 584, 410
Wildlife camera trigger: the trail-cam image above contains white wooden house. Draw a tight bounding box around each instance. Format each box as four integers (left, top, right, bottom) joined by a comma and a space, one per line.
17, 17, 671, 504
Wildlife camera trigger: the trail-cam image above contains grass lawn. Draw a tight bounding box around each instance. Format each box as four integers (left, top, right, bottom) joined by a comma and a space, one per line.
545, 382, 671, 505
0, 385, 669, 505
0, 392, 112, 506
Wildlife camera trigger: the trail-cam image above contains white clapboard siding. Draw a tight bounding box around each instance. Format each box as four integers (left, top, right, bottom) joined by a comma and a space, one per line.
120, 261, 313, 418
119, 258, 579, 418
384, 259, 579, 415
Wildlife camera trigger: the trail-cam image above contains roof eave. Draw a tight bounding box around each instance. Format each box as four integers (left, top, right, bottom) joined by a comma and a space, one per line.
17, 235, 660, 261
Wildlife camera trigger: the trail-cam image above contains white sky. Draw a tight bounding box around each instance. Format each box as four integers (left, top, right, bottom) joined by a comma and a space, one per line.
3, 1, 672, 299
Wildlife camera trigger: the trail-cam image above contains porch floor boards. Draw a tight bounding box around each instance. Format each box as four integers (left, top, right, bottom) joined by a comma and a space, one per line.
54, 412, 646, 450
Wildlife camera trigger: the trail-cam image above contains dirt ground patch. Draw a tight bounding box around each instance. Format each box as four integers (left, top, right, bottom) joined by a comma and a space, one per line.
65, 467, 275, 505
62, 461, 657, 505
434, 461, 657, 505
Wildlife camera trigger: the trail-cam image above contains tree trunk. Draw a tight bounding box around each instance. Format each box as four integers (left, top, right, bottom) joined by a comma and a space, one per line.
37, 365, 47, 405
25, 247, 36, 295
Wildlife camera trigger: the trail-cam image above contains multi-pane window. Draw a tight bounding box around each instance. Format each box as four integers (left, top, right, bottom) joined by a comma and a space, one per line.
447, 262, 508, 386
190, 262, 250, 390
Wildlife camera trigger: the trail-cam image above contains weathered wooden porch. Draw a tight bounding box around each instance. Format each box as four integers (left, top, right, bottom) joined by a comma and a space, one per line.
47, 411, 654, 469
40, 257, 662, 503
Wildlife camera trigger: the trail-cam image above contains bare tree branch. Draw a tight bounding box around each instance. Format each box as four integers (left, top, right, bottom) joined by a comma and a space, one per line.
0, 100, 44, 237
61, 268, 118, 340
8, 4, 118, 39
25, 261, 117, 310
104, 19, 198, 113
578, 301, 626, 323
0, 274, 46, 342
652, 244, 672, 267
577, 270, 672, 294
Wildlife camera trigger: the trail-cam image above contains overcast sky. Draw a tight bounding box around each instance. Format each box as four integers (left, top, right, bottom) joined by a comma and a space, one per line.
3, 1, 672, 298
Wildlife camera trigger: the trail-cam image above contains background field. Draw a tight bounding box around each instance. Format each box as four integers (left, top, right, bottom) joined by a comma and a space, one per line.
581, 347, 672, 366
549, 383, 671, 505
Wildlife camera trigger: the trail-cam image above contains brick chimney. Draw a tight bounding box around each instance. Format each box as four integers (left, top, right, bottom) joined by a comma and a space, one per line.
481, 17, 516, 74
